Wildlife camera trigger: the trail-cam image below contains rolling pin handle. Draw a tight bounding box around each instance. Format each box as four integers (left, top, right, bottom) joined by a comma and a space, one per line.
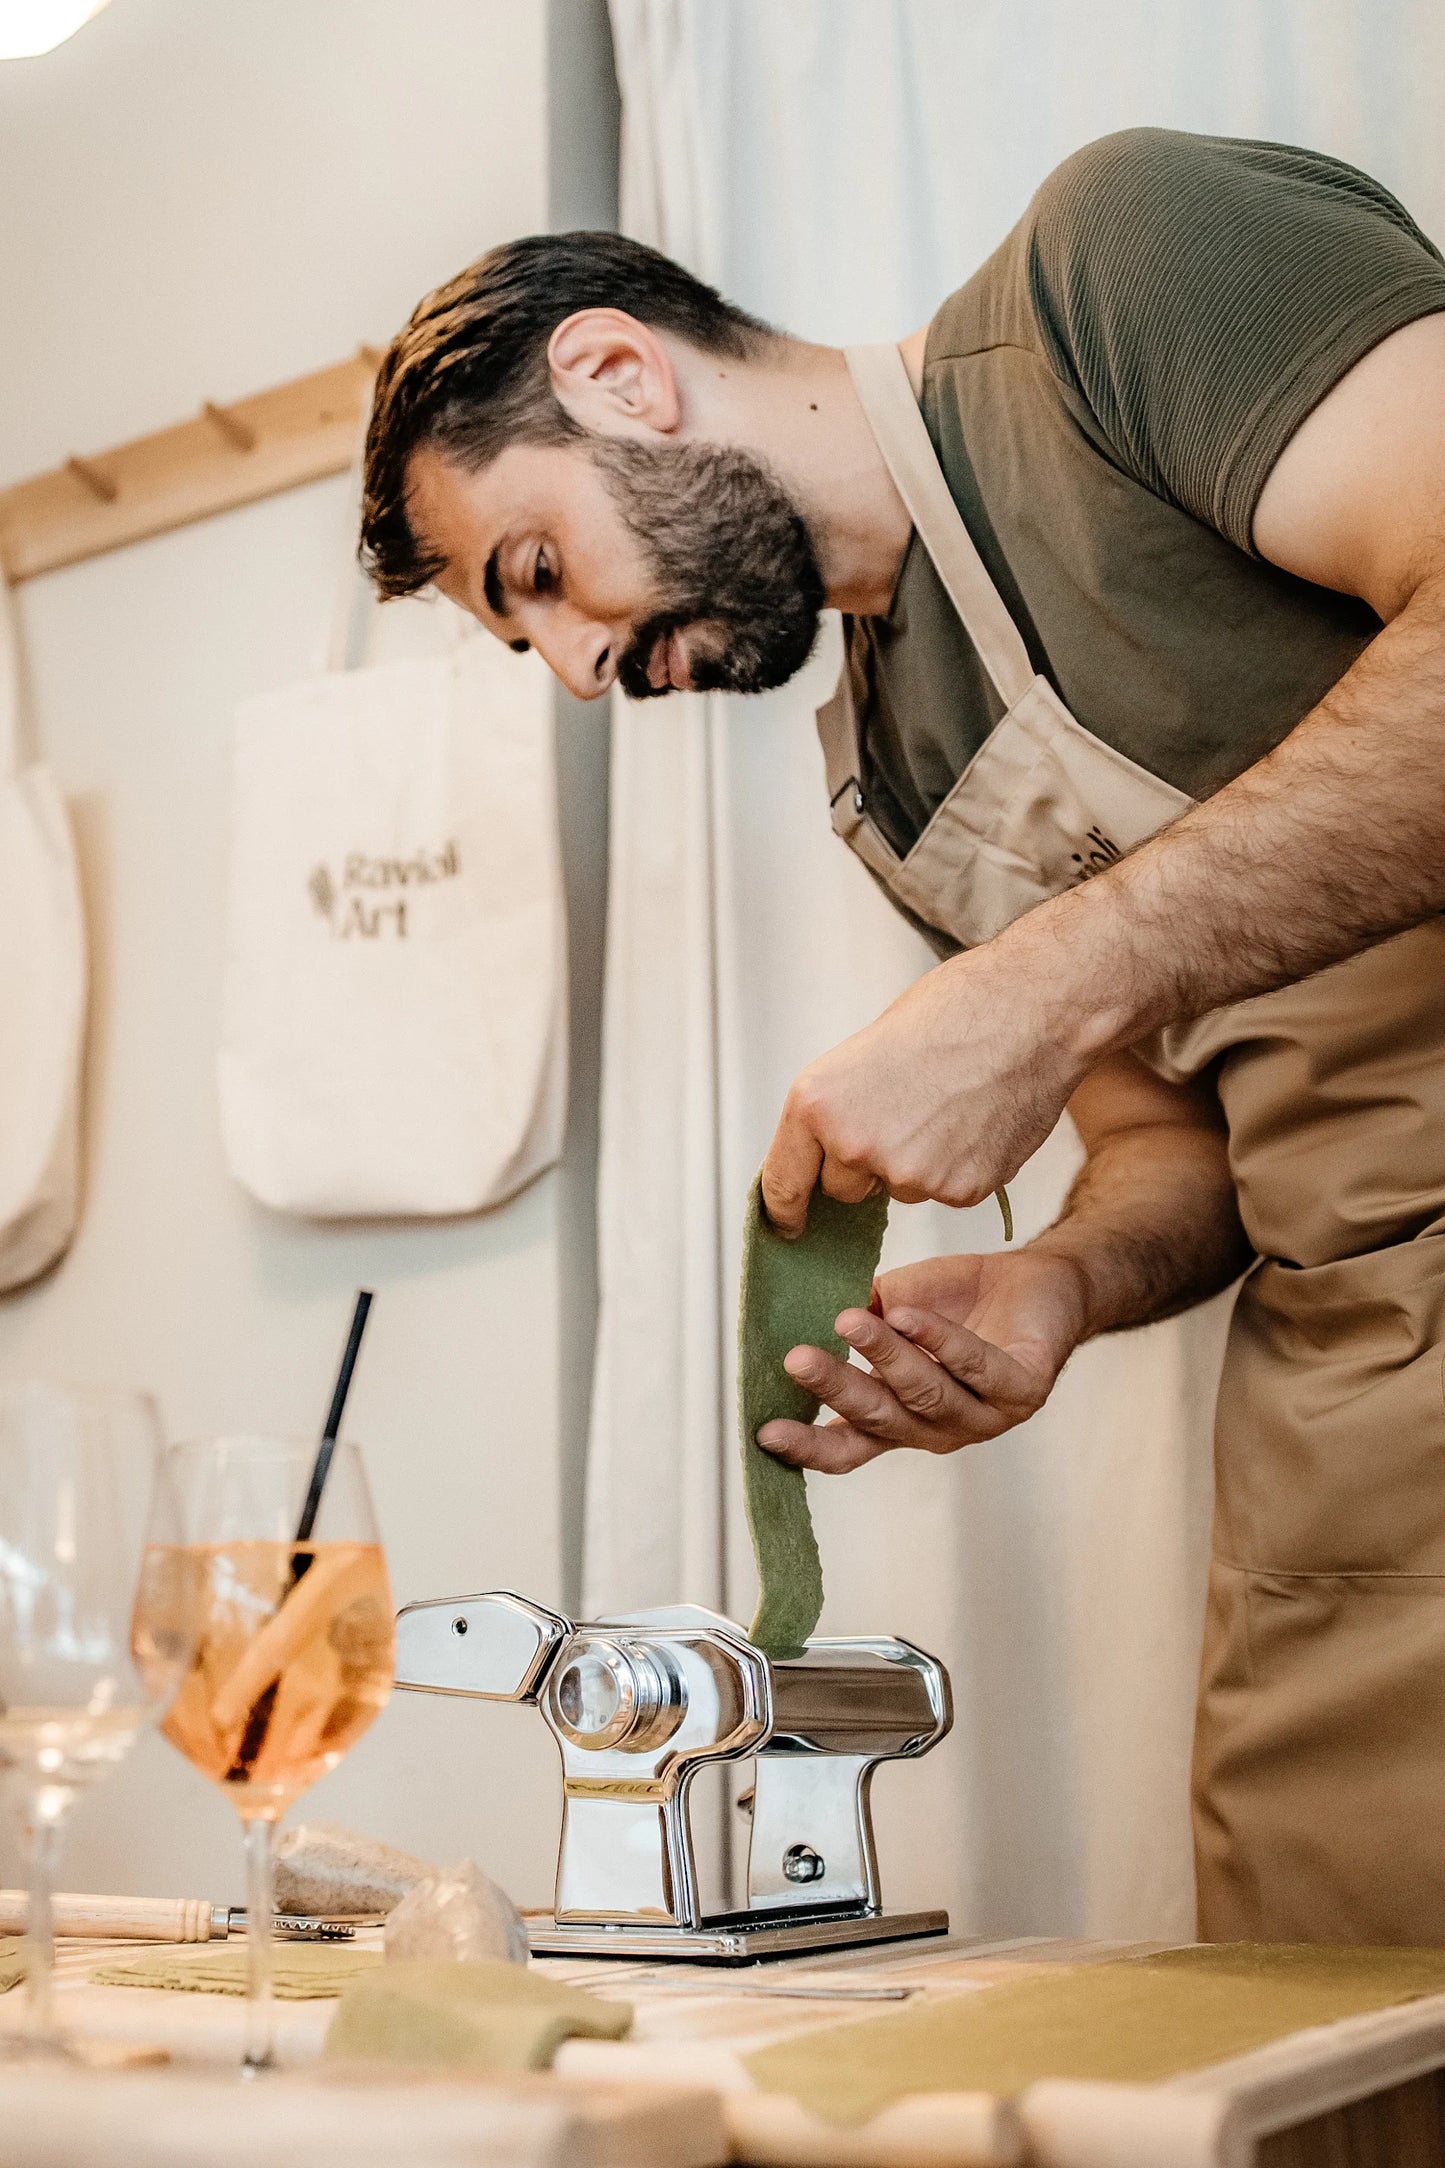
0, 1891, 222, 1940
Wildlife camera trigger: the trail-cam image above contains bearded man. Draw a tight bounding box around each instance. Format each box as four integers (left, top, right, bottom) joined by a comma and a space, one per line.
360, 128, 1445, 1944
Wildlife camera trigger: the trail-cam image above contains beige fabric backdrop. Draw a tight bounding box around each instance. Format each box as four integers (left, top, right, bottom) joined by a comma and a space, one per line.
588, 0, 1445, 1938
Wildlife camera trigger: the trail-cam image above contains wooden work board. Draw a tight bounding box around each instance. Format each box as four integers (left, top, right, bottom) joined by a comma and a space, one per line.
4, 1929, 1445, 2166
545, 1933, 1445, 2167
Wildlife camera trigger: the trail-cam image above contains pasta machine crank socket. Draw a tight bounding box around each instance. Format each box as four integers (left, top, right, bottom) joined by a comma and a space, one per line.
394, 1589, 952, 1961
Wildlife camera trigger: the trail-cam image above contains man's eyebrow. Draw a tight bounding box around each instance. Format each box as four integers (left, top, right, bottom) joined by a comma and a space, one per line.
483, 547, 506, 619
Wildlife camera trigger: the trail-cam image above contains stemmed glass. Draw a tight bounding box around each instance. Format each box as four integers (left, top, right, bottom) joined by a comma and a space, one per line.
134, 1436, 393, 2073
0, 1383, 188, 2057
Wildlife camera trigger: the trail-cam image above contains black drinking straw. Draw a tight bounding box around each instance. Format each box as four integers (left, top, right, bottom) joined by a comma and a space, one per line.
295, 1288, 373, 1545
225, 1288, 374, 1782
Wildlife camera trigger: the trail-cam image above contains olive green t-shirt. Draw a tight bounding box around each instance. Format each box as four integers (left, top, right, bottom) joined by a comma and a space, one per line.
848, 128, 1445, 885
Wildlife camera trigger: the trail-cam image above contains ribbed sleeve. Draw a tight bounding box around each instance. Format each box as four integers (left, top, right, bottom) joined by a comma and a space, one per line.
1025, 129, 1445, 553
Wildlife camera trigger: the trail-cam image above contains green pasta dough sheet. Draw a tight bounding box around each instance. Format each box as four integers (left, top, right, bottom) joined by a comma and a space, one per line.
743, 1943, 1445, 2125
91, 1945, 379, 1999
738, 1175, 890, 1655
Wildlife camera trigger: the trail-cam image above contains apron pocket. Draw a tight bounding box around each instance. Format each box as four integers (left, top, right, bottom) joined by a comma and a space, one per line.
1213, 1235, 1445, 1577
1195, 1562, 1445, 1942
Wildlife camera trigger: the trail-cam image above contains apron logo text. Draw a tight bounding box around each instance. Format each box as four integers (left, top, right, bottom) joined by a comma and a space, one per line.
1070, 827, 1122, 881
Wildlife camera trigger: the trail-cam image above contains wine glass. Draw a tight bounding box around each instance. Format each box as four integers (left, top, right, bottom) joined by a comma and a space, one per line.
135, 1436, 393, 2073
0, 1383, 187, 2057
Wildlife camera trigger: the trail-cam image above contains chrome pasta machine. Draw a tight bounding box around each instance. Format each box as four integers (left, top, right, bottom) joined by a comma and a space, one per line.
394, 1589, 953, 1961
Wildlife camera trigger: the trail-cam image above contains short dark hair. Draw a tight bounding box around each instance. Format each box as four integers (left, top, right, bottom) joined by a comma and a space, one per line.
361, 232, 772, 599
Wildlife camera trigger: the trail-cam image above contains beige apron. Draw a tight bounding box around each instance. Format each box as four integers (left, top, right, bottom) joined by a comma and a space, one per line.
824, 343, 1445, 1944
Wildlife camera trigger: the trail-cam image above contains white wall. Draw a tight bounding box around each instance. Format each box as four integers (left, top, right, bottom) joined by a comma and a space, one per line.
0, 0, 615, 1906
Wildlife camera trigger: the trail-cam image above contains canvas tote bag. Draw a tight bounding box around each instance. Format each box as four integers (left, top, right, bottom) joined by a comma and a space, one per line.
217, 557, 567, 1220
0, 580, 87, 1292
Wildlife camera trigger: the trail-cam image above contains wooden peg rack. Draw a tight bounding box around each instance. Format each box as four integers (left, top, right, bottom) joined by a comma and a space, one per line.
0, 347, 382, 584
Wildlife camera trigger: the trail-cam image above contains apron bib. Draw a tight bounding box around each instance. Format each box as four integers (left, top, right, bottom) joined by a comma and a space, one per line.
818, 345, 1192, 950
825, 345, 1445, 1943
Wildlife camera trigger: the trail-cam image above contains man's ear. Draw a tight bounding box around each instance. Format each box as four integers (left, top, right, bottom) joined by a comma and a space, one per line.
548, 309, 682, 440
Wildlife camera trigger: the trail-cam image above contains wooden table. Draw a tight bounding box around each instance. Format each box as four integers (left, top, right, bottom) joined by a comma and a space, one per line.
3, 1930, 1445, 2166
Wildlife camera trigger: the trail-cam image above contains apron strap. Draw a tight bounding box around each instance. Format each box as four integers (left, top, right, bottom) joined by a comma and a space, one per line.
816, 674, 860, 811
845, 343, 1035, 713
815, 672, 905, 879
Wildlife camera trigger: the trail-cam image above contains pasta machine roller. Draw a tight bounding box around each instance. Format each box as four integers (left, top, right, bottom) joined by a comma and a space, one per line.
394, 1588, 952, 1961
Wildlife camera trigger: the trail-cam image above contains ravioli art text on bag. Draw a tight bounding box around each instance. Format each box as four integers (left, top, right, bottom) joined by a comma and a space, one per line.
307, 840, 460, 942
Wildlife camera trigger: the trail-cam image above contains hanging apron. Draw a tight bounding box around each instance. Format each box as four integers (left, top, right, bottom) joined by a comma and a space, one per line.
822, 343, 1445, 1944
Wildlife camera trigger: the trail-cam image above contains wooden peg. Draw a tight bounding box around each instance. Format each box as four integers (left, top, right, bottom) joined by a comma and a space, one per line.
66, 453, 117, 504
1, 351, 377, 582
201, 399, 256, 453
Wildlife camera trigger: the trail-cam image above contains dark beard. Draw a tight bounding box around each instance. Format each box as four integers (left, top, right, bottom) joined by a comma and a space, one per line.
587, 438, 826, 700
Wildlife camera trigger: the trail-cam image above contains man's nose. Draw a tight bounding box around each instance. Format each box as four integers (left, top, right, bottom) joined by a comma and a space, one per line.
536, 612, 619, 700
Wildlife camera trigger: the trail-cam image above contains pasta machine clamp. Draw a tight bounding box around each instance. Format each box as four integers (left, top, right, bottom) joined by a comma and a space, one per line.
394, 1588, 953, 1961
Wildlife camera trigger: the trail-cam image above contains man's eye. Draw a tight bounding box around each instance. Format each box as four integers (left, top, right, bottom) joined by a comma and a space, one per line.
533, 552, 557, 596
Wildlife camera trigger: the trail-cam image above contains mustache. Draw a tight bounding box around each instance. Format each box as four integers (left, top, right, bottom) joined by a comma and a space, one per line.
616, 606, 822, 703
616, 612, 687, 703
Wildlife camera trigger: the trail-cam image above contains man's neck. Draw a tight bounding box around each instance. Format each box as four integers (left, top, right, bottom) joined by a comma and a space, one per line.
669, 332, 916, 616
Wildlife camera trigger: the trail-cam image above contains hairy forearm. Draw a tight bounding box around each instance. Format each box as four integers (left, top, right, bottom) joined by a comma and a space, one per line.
1001, 572, 1445, 1065
1028, 1124, 1253, 1338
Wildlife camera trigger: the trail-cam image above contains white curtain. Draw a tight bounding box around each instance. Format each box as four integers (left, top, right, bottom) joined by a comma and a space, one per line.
589, 0, 1445, 1940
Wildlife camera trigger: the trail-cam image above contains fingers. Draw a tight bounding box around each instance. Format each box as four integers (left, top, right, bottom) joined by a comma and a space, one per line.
834, 1307, 974, 1422
817, 1155, 880, 1206
759, 1097, 824, 1239
783, 1342, 909, 1437
753, 1298, 1049, 1474
761, 1060, 881, 1234
755, 1417, 891, 1475
859, 1304, 1037, 1411
834, 1305, 1029, 1441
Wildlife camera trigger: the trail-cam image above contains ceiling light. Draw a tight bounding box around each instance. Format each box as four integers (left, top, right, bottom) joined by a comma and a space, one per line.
0, 1, 114, 59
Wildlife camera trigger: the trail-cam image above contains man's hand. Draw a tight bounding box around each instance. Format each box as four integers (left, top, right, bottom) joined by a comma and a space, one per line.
760, 938, 1101, 1234
758, 1054, 1251, 1474
756, 1248, 1088, 1473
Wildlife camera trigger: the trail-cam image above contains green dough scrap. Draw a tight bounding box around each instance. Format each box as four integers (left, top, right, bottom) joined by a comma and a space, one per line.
738, 1176, 890, 1655
323, 1960, 631, 2073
